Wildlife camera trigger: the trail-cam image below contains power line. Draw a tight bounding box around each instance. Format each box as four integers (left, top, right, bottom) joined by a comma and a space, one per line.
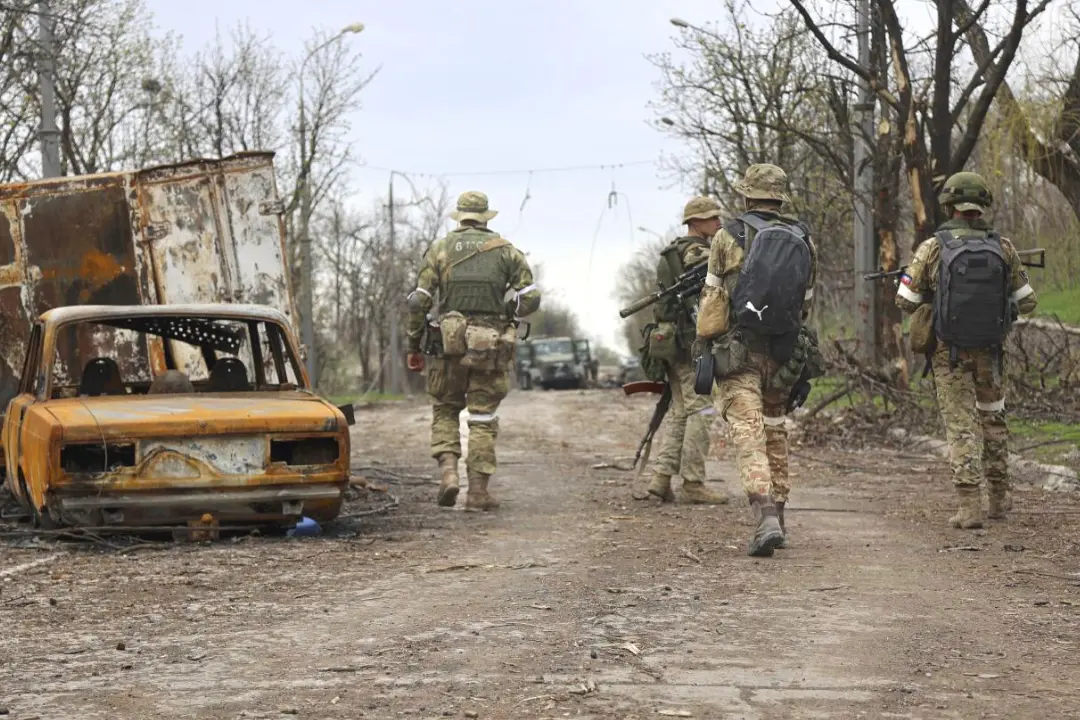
359, 159, 655, 180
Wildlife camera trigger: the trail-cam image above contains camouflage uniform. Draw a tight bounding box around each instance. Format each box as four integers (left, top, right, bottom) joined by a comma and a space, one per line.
650, 197, 726, 505
895, 172, 1037, 528
696, 164, 817, 556
406, 191, 541, 510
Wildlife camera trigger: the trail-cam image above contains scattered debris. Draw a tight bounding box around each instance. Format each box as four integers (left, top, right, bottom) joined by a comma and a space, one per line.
680, 547, 703, 564
0, 554, 61, 578
657, 710, 693, 718
622, 642, 641, 656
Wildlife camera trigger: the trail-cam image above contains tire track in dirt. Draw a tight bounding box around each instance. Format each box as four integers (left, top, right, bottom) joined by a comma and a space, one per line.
2, 389, 1078, 718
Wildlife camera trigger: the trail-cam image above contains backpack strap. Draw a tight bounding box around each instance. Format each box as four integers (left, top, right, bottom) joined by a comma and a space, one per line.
723, 218, 747, 248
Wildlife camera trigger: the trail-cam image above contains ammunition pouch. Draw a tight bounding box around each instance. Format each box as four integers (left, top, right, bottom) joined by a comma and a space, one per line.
496, 324, 518, 366
460, 323, 500, 370
768, 326, 824, 392
710, 332, 750, 380
909, 303, 935, 355
440, 311, 468, 356
648, 322, 678, 364
638, 323, 667, 382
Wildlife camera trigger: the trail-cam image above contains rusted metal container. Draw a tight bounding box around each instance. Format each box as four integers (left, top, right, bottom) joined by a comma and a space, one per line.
0, 152, 297, 434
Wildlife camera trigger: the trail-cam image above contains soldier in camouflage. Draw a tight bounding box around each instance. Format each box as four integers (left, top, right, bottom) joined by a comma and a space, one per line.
895, 171, 1037, 529
406, 191, 541, 511
696, 164, 817, 556
648, 197, 728, 505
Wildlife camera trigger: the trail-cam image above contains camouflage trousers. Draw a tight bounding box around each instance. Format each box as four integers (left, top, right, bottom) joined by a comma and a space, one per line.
713, 359, 791, 501
426, 355, 510, 475
930, 344, 1008, 488
655, 360, 715, 484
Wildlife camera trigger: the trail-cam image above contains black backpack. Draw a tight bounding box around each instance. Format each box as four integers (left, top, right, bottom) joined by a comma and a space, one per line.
933, 229, 1009, 349
729, 213, 813, 363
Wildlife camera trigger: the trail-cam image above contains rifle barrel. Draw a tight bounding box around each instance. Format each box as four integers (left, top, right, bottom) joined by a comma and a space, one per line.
619, 292, 662, 319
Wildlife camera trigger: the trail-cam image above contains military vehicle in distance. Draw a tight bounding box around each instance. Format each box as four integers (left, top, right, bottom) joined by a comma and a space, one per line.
517, 336, 597, 390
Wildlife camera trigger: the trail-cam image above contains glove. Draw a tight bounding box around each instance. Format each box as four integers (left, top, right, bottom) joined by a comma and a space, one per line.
406, 352, 424, 372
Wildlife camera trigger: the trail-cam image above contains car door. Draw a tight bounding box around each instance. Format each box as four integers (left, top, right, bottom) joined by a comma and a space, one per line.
4, 323, 43, 503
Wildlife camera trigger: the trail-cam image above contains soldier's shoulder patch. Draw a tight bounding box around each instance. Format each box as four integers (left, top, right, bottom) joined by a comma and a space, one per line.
1020, 269, 1029, 283
900, 273, 913, 286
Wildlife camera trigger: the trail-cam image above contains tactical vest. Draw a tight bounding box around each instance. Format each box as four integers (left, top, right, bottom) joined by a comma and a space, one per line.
654, 236, 709, 348
440, 228, 510, 316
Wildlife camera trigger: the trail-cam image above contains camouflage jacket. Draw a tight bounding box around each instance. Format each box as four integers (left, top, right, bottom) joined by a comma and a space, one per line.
405, 225, 541, 353
697, 204, 818, 339
895, 218, 1037, 315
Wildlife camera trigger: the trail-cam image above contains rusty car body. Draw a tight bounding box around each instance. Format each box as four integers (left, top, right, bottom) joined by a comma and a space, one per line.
0, 152, 297, 479
3, 304, 350, 528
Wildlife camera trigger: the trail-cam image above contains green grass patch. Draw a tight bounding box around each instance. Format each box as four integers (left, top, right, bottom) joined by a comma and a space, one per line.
1010, 420, 1080, 463
1035, 285, 1080, 325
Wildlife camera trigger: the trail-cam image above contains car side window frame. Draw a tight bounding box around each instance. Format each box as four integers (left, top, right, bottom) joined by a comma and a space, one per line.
19, 324, 43, 398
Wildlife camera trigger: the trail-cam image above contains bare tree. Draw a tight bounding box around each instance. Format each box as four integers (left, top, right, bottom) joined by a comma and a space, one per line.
956, 1, 1080, 221
0, 1, 40, 180
614, 239, 667, 354
653, 3, 907, 368
790, 0, 1054, 242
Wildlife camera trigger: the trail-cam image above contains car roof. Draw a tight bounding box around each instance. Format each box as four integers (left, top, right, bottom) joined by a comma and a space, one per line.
39, 304, 292, 327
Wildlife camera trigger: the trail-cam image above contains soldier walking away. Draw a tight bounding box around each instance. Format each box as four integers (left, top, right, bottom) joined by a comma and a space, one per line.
895, 172, 1037, 529
405, 191, 541, 511
647, 197, 728, 505
695, 165, 819, 556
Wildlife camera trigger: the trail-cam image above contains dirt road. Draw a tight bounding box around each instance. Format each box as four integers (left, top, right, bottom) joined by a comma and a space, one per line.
3, 389, 1080, 719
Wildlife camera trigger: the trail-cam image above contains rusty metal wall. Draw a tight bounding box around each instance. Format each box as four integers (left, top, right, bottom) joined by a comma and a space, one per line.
0, 153, 296, 415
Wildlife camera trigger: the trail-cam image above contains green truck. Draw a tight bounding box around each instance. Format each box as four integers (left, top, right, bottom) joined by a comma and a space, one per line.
516, 336, 598, 390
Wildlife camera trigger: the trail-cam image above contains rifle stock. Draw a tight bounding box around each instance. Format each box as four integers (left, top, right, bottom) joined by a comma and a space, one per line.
622, 380, 666, 396
632, 384, 672, 471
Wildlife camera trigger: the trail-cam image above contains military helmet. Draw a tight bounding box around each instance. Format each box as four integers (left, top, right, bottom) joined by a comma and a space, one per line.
450, 190, 498, 222
682, 196, 722, 224
733, 163, 790, 203
938, 171, 992, 213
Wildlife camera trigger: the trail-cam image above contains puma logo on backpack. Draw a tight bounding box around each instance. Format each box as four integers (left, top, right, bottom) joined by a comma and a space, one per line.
729, 213, 813, 363
933, 229, 1009, 349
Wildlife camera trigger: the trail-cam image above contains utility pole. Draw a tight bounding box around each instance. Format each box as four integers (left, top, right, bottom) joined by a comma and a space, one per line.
853, 0, 877, 362
37, 0, 61, 178
295, 22, 364, 390
386, 174, 403, 396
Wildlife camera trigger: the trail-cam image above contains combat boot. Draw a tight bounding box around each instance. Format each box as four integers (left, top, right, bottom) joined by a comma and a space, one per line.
436, 453, 460, 507
647, 473, 675, 503
987, 482, 1013, 519
681, 481, 729, 505
949, 485, 985, 529
747, 493, 785, 557
465, 469, 500, 511
775, 500, 788, 549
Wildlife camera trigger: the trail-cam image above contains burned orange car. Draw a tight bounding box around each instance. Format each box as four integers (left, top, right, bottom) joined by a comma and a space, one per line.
3, 304, 352, 528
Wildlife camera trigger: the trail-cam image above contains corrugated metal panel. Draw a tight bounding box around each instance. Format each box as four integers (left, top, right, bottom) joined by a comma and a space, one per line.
0, 153, 297, 418
216, 157, 297, 327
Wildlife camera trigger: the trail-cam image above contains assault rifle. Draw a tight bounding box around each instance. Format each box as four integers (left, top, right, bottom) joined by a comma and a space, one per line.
863, 248, 1045, 284
623, 380, 671, 478
619, 261, 708, 319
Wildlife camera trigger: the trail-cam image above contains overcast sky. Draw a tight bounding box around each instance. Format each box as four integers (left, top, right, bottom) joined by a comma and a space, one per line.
144, 0, 750, 354
144, 0, 1069, 354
